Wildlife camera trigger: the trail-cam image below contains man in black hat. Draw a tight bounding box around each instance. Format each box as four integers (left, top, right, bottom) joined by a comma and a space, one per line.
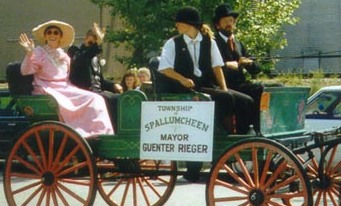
213, 3, 263, 133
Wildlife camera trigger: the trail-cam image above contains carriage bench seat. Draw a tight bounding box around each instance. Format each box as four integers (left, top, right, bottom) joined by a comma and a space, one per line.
6, 62, 60, 122
14, 95, 59, 122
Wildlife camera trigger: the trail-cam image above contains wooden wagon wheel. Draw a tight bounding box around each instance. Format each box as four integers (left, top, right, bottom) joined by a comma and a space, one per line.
4, 121, 97, 206
97, 159, 177, 206
206, 138, 312, 206
296, 138, 341, 206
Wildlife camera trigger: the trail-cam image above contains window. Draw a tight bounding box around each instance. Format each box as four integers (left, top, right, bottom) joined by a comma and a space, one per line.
306, 91, 341, 119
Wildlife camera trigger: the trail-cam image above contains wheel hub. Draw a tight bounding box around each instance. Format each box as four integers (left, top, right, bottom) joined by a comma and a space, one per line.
42, 171, 55, 186
319, 175, 332, 189
249, 189, 265, 206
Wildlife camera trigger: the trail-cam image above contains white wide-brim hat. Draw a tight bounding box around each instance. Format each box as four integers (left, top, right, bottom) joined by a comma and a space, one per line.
32, 20, 75, 48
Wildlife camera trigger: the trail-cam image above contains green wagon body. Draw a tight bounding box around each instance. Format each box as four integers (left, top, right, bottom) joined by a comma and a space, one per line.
8, 86, 310, 160
3, 85, 340, 206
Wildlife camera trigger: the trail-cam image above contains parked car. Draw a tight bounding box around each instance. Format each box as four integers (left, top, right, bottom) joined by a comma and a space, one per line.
305, 85, 341, 132
305, 86, 341, 168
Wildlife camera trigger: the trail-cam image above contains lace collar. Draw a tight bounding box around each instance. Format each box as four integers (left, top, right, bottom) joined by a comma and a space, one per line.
43, 45, 65, 67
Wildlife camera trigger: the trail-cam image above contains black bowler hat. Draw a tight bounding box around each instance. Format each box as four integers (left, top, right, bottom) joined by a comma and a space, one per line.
213, 3, 239, 24
175, 6, 203, 28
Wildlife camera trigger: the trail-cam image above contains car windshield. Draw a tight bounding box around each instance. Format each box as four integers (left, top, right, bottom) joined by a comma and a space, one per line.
306, 91, 341, 119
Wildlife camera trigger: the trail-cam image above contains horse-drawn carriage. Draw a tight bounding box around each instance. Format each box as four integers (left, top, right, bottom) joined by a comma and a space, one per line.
0, 62, 340, 205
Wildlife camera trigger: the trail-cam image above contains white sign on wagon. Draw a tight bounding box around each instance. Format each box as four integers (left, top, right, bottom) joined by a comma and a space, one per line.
140, 101, 214, 162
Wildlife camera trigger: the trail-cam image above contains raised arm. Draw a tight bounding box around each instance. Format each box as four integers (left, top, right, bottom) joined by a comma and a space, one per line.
19, 33, 35, 55
19, 33, 39, 75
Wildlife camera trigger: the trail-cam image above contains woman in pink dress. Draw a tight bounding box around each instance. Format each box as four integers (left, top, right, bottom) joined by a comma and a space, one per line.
18, 20, 114, 137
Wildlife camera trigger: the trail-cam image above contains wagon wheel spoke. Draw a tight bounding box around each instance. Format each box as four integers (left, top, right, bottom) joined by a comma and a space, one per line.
21, 185, 44, 206
21, 140, 44, 172
35, 130, 48, 169
56, 160, 88, 177
235, 153, 255, 187
137, 177, 152, 205
12, 180, 41, 196
223, 163, 252, 190
54, 145, 81, 174
52, 133, 69, 170
121, 179, 131, 205
326, 146, 337, 173
252, 147, 260, 187
263, 160, 288, 189
4, 122, 96, 206
296, 154, 318, 178
54, 185, 70, 205
299, 142, 340, 206
48, 128, 55, 170
56, 181, 88, 204
215, 178, 249, 195
142, 176, 163, 198
12, 154, 42, 176
207, 138, 312, 206
97, 159, 177, 206
260, 149, 274, 185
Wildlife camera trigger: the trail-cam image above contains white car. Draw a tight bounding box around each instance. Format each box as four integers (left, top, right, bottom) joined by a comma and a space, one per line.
305, 85, 341, 132
305, 85, 341, 169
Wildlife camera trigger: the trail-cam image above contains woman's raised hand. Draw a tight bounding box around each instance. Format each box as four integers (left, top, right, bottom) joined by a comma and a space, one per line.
19, 33, 35, 53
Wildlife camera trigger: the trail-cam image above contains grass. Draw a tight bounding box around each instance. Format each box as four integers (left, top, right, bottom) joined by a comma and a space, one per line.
257, 71, 341, 95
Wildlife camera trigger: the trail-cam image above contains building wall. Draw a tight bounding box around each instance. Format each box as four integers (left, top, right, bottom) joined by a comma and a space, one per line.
0, 0, 127, 81
273, 0, 341, 73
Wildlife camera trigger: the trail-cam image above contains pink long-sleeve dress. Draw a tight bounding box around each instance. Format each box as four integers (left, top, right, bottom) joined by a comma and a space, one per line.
21, 45, 114, 137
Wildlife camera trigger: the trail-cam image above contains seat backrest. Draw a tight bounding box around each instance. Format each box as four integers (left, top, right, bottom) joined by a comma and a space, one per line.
148, 56, 173, 93
6, 62, 33, 95
148, 56, 189, 95
15, 95, 60, 121
116, 90, 147, 134
6, 62, 60, 121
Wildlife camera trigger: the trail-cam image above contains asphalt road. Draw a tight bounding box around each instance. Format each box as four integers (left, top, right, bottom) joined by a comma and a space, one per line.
0, 172, 315, 206
1, 171, 207, 206
0, 163, 336, 206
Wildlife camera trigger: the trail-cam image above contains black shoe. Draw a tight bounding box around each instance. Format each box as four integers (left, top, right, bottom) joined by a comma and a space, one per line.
183, 173, 200, 183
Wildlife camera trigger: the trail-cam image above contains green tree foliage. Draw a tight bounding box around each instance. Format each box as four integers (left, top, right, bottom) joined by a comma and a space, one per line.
235, 0, 301, 73
91, 0, 301, 71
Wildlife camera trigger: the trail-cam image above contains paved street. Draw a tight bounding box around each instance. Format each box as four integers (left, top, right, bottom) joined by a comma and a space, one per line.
0, 175, 212, 206
0, 173, 313, 206
0, 164, 336, 206
0, 171, 208, 206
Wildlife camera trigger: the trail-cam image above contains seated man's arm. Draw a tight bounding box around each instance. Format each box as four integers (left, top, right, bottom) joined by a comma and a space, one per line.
160, 68, 195, 89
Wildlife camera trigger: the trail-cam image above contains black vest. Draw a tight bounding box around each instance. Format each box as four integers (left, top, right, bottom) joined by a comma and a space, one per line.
173, 34, 214, 90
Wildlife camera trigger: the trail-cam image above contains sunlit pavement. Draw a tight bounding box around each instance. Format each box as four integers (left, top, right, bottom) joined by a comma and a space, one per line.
0, 174, 207, 206
0, 164, 335, 206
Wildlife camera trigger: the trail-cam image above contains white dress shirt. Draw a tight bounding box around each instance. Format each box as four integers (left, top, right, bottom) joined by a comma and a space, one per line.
218, 31, 234, 43
158, 33, 224, 77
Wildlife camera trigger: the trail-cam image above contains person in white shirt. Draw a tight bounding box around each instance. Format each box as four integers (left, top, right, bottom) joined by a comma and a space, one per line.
158, 6, 254, 182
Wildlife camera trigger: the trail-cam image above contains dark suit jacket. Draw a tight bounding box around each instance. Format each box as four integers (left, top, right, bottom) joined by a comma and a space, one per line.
68, 44, 115, 93
215, 34, 260, 89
